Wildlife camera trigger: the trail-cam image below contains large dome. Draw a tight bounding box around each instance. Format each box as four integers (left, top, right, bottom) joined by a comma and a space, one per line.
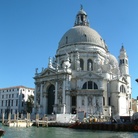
58, 26, 106, 49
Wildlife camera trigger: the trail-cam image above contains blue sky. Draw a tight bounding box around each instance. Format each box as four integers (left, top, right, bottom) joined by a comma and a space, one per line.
0, 0, 138, 98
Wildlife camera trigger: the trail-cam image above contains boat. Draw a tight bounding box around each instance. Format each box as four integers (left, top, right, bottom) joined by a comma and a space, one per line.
3, 119, 33, 127
0, 129, 5, 137
68, 121, 138, 132
2, 113, 33, 127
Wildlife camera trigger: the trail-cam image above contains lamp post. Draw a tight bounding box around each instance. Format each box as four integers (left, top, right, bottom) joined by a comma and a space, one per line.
135, 78, 138, 114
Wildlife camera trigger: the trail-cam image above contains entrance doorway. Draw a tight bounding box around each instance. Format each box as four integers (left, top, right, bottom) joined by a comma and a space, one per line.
71, 96, 76, 114
47, 84, 55, 114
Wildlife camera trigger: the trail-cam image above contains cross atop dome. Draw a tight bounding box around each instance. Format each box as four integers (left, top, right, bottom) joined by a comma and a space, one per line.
74, 5, 89, 27
80, 4, 83, 10
120, 44, 126, 52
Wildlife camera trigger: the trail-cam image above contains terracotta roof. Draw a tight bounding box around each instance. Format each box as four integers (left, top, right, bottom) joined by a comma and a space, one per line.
0, 85, 34, 90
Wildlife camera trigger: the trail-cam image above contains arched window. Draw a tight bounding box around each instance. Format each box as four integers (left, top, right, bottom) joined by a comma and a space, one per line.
83, 82, 87, 89
61, 60, 64, 68
66, 36, 68, 44
87, 59, 93, 71
82, 81, 98, 89
108, 97, 110, 106
22, 94, 25, 98
126, 59, 128, 64
103, 97, 105, 106
80, 59, 84, 70
94, 83, 98, 89
120, 85, 126, 93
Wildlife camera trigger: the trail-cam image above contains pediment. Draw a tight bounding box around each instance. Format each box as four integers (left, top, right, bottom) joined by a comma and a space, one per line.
40, 68, 56, 76
76, 71, 103, 79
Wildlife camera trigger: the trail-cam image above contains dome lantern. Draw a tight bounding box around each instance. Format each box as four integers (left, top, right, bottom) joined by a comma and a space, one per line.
74, 5, 89, 27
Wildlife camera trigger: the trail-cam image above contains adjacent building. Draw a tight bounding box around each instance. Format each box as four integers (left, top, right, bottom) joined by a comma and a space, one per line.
0, 86, 34, 117
132, 98, 138, 113
33, 6, 132, 118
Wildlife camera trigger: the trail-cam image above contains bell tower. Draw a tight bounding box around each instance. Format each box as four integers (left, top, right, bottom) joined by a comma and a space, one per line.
119, 45, 129, 76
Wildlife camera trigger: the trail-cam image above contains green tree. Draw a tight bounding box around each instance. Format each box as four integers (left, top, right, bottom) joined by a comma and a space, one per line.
26, 95, 34, 113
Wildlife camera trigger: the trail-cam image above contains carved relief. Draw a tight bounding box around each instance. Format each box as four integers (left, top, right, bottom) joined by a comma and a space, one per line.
37, 85, 40, 92
43, 92, 47, 98
58, 81, 63, 90
82, 99, 85, 106
58, 95, 62, 104
36, 93, 40, 104
88, 96, 92, 106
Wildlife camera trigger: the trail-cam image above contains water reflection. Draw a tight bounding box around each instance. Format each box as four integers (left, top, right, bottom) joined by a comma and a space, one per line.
0, 125, 138, 138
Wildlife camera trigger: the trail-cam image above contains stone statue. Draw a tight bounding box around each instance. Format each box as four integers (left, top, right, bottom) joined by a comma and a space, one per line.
35, 68, 38, 74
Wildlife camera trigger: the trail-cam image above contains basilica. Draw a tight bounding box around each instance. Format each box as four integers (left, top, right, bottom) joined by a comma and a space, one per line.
33, 6, 132, 118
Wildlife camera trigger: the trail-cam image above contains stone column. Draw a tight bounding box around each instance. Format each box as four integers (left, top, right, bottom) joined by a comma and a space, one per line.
54, 81, 58, 113
99, 80, 103, 89
99, 96, 103, 114
65, 94, 71, 114
61, 75, 66, 114
85, 96, 87, 114
43, 92, 48, 114
65, 74, 68, 90
77, 95, 81, 112
55, 81, 58, 105
118, 96, 120, 116
90, 96, 94, 115
93, 96, 96, 115
33, 84, 37, 114
62, 76, 66, 104
40, 83, 43, 114
2, 112, 4, 124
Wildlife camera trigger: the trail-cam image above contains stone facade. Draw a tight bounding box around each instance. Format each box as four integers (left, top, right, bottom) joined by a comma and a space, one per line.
33, 7, 132, 118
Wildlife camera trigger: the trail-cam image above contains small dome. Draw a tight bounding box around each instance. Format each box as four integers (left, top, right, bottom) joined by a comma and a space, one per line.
77, 9, 87, 15
77, 5, 87, 15
108, 53, 119, 68
58, 26, 106, 49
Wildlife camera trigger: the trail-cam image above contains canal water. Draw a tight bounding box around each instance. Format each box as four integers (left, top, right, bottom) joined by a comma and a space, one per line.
1, 124, 138, 138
